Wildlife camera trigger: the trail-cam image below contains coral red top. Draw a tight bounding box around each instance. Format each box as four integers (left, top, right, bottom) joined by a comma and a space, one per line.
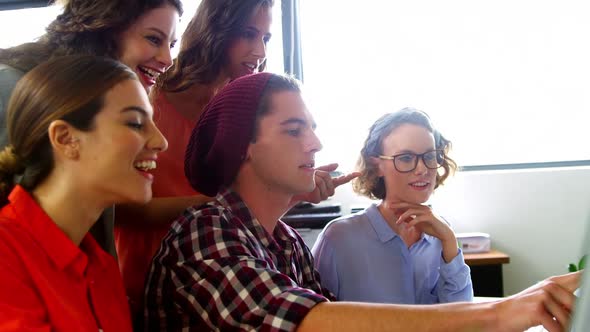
115, 93, 199, 317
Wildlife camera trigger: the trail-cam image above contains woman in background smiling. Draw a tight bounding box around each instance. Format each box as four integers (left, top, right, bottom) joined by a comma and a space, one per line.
0, 0, 182, 256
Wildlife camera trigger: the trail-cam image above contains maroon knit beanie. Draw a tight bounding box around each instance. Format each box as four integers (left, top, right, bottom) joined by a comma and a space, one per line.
184, 72, 274, 196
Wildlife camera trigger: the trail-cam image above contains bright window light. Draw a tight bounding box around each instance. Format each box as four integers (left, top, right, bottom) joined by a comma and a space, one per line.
0, 5, 62, 48
300, 0, 590, 169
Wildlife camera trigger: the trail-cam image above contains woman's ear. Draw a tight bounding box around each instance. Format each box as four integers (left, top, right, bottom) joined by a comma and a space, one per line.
370, 156, 385, 177
48, 120, 79, 160
244, 143, 253, 162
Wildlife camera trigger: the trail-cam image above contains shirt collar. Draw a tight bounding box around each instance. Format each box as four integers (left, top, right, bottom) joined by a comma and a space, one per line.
8, 185, 108, 275
365, 203, 434, 244
274, 220, 298, 244
216, 188, 297, 249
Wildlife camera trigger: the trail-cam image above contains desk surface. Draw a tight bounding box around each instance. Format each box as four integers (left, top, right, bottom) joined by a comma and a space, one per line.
464, 249, 510, 266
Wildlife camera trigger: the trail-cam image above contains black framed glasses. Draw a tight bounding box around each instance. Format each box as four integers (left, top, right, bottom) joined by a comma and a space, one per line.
378, 150, 444, 173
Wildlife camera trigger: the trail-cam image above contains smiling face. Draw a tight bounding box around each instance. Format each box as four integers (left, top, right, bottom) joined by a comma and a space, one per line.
374, 123, 437, 204
74, 79, 168, 205
246, 91, 322, 196
225, 4, 272, 79
117, 4, 179, 91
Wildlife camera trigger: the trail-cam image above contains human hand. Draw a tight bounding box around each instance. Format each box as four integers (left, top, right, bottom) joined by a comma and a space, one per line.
389, 202, 458, 262
389, 202, 455, 243
292, 163, 360, 204
493, 271, 581, 332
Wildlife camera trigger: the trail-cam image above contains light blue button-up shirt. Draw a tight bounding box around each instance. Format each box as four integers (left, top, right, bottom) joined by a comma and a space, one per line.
311, 204, 473, 304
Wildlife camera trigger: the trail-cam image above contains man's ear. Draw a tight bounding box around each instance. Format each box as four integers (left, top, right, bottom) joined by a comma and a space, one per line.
48, 120, 80, 160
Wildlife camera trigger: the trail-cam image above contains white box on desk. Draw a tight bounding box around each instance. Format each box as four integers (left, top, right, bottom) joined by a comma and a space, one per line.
457, 232, 491, 253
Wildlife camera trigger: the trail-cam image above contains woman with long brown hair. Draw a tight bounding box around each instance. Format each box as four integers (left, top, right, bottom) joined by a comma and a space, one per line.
0, 55, 167, 331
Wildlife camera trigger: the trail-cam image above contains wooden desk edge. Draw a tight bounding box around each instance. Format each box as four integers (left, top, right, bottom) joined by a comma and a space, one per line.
464, 249, 510, 266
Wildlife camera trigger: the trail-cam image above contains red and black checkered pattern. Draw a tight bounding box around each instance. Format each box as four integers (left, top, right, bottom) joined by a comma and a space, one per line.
143, 188, 334, 331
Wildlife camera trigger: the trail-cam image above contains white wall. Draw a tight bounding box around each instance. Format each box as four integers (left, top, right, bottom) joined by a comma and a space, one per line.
326, 166, 590, 295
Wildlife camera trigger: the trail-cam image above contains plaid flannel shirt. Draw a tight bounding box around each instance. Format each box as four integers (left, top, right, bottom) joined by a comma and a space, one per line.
143, 188, 333, 331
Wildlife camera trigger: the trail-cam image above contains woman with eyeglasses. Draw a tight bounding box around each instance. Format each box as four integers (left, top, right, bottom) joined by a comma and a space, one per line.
312, 108, 473, 304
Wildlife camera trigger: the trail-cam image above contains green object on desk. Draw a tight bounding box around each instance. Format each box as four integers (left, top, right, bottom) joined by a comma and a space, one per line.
568, 254, 587, 272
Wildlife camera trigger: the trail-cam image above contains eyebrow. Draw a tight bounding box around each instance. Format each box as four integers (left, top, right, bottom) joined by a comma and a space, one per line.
245, 26, 259, 33
393, 149, 436, 155
280, 118, 317, 129
147, 27, 166, 37
245, 26, 272, 38
121, 106, 149, 117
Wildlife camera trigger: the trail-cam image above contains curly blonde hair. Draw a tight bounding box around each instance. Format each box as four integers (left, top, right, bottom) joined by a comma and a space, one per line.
352, 108, 458, 200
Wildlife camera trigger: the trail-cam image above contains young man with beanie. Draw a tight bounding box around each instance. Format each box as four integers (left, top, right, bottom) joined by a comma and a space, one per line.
144, 72, 581, 332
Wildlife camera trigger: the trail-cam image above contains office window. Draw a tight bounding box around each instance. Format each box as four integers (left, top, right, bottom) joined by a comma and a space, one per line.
0, 5, 61, 48
300, 1, 590, 169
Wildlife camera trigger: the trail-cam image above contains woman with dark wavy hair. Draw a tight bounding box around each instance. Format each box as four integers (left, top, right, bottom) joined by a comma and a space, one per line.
158, 0, 273, 93
312, 108, 473, 304
114, 0, 274, 314
115, 0, 358, 318
0, 0, 182, 257
0, 55, 167, 331
0, 0, 182, 89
